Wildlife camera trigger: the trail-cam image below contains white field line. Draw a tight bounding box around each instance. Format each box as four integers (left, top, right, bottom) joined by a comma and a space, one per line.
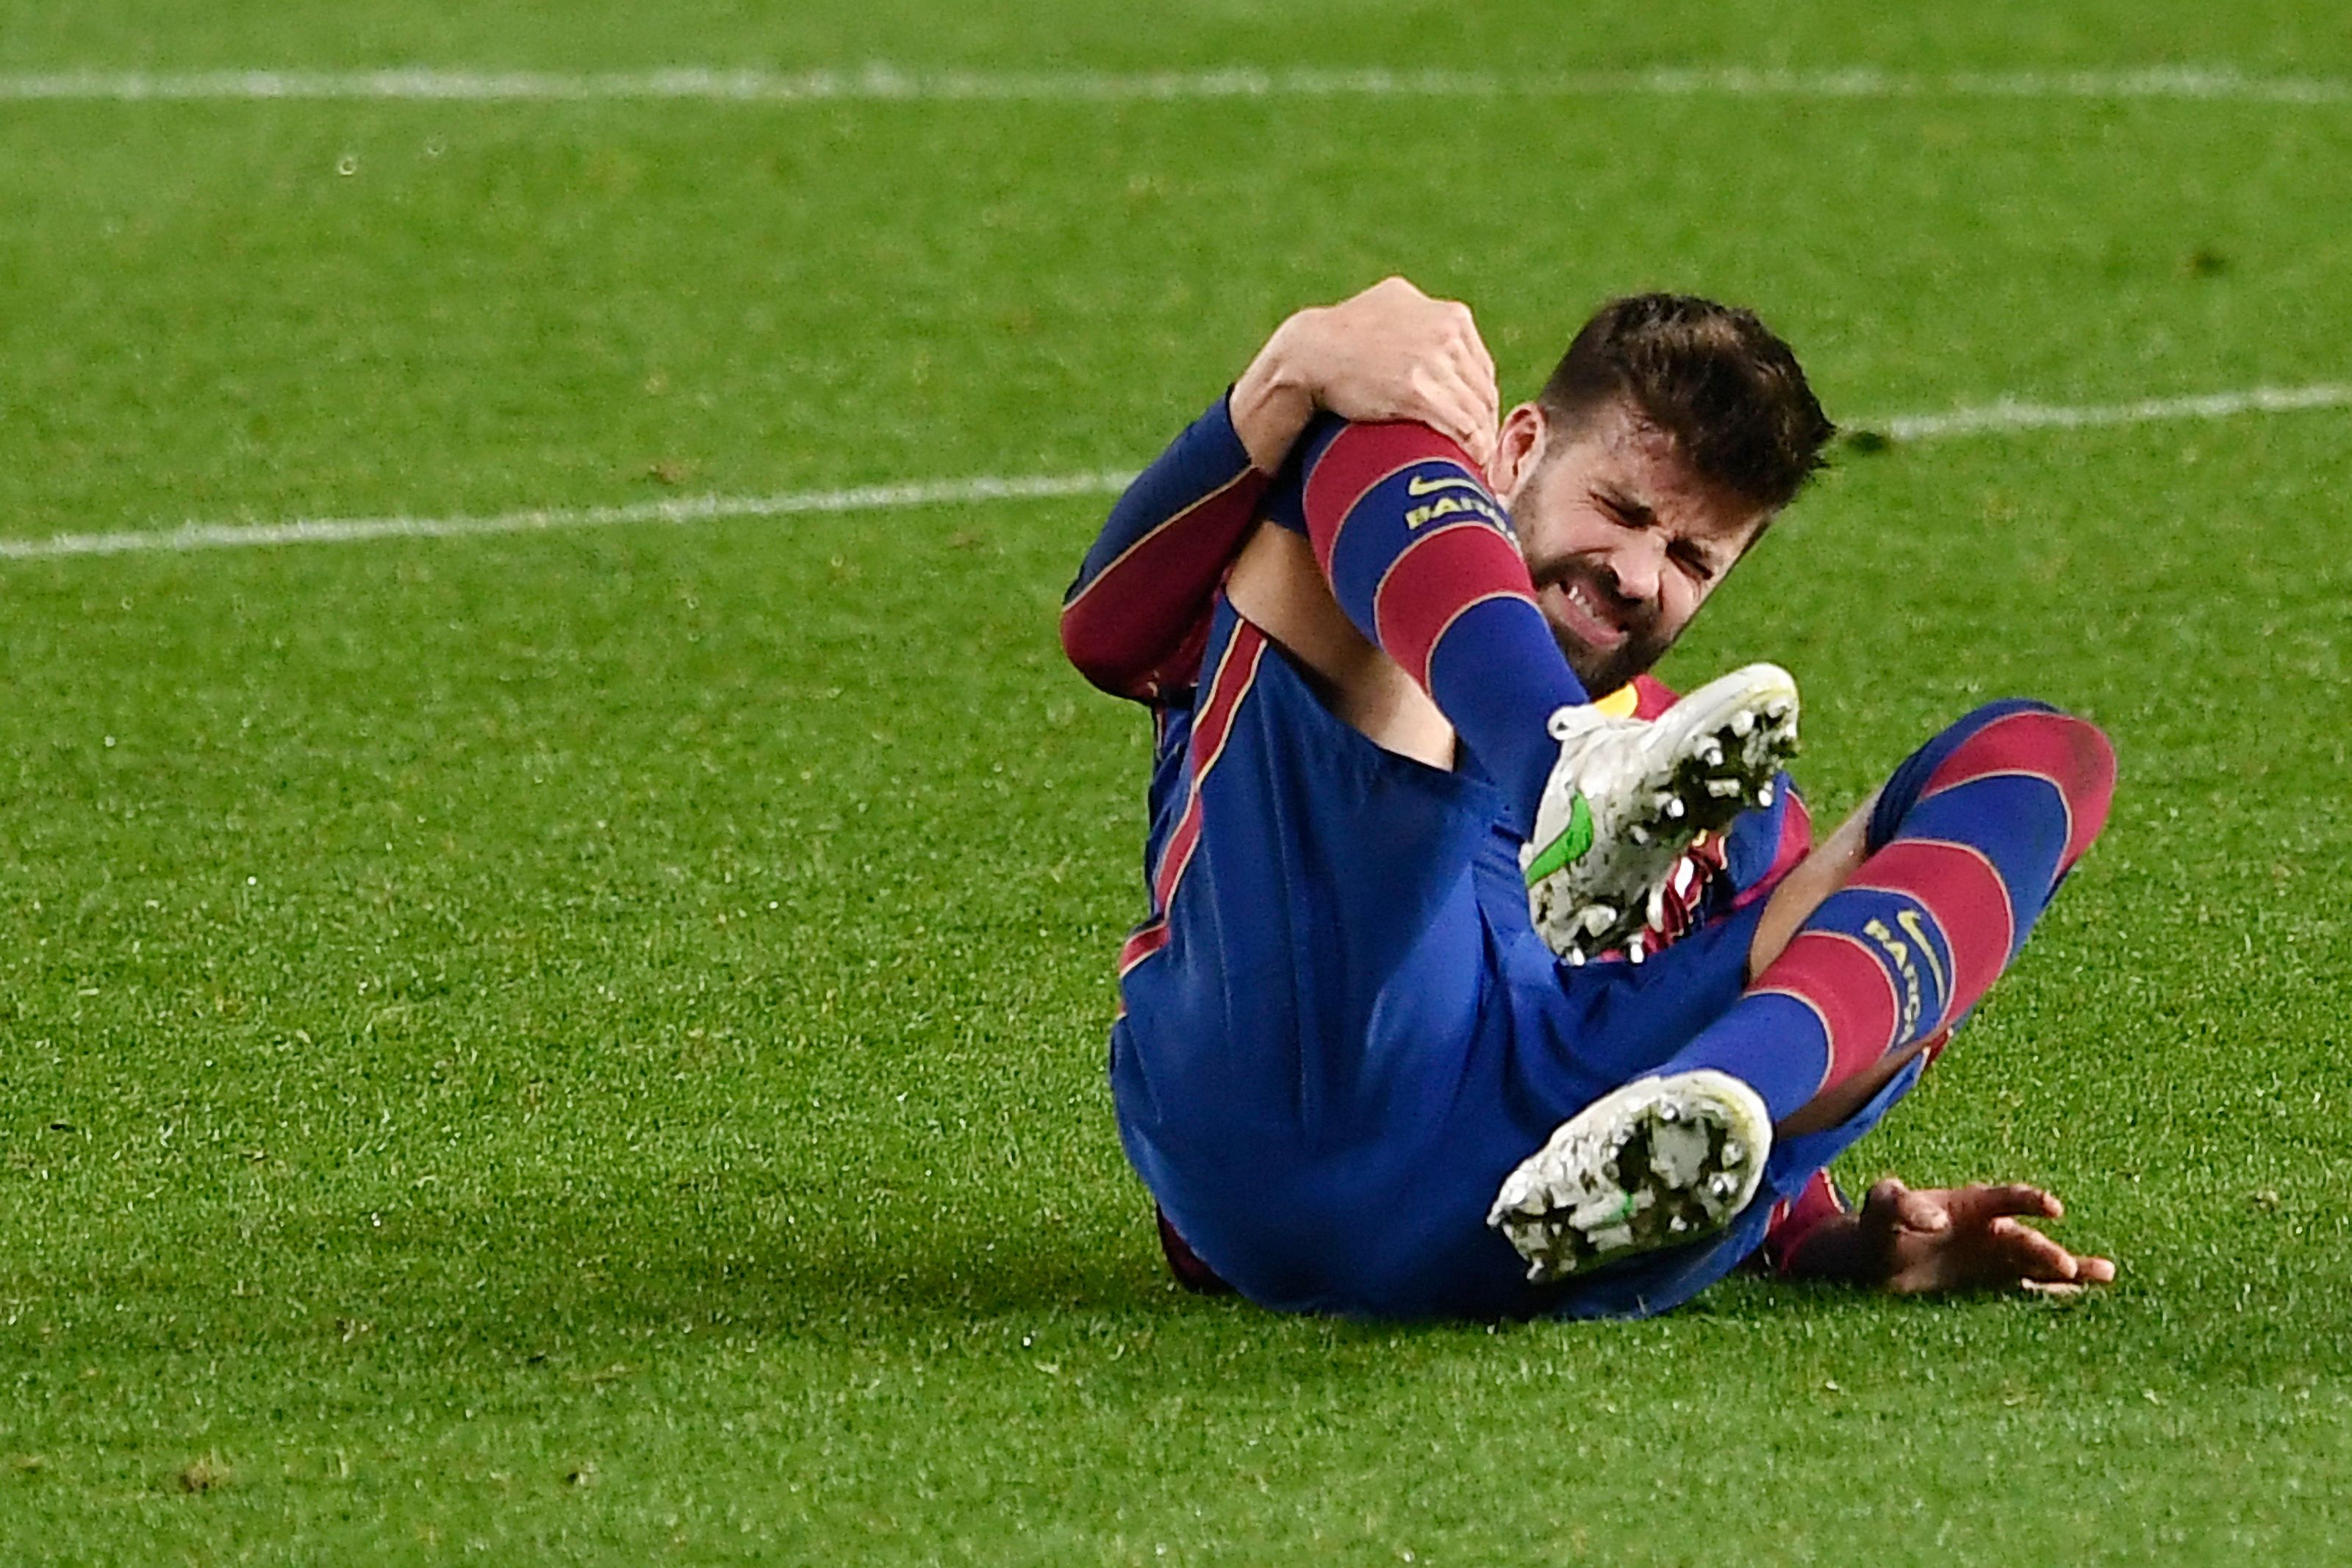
0, 470, 1138, 561
1, 382, 2345, 564
1876, 381, 2352, 439
4, 64, 2352, 107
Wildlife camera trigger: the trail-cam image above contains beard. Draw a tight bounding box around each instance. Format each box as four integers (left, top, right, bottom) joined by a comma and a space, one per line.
1524, 553, 1679, 697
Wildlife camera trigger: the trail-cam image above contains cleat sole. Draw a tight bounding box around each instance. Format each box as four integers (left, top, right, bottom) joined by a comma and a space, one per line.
1487, 1071, 1772, 1284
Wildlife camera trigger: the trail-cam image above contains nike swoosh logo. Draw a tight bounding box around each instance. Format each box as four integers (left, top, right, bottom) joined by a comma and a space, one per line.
1406, 472, 1484, 497
1896, 909, 1948, 999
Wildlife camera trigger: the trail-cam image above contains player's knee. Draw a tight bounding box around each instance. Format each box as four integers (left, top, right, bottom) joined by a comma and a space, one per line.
2057, 711, 2116, 823
1874, 700, 2115, 853
1960, 698, 2117, 852
2048, 709, 2116, 854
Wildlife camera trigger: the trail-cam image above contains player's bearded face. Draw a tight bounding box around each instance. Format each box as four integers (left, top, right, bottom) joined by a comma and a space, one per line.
1499, 404, 1768, 696
1516, 483, 1679, 694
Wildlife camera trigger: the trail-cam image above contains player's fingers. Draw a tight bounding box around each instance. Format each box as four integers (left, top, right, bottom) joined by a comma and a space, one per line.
1950, 1183, 2062, 1225
1454, 350, 1500, 436
1860, 1177, 1923, 1240
1862, 1176, 1909, 1213
1441, 302, 1500, 406
1433, 361, 1499, 463
1989, 1218, 2079, 1281
1394, 363, 1461, 438
1893, 1185, 1951, 1235
2020, 1252, 2115, 1295
1409, 363, 1495, 464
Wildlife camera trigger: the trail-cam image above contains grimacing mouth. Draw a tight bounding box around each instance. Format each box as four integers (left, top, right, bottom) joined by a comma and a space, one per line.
1535, 560, 1657, 647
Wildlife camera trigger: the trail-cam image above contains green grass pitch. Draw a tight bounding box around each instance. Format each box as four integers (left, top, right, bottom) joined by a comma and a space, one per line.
4, 2, 2351, 1561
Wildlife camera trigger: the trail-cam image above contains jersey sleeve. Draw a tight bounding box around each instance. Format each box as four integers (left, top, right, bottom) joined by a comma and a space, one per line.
1754, 1170, 1851, 1274
1059, 393, 1271, 704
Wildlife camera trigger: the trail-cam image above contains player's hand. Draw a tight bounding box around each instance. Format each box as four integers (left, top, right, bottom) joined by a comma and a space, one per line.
1853, 1178, 2118, 1297
1286, 277, 1500, 466
1230, 276, 1500, 472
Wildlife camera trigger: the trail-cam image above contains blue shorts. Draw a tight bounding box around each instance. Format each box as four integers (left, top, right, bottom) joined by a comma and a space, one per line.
1108, 599, 1915, 1319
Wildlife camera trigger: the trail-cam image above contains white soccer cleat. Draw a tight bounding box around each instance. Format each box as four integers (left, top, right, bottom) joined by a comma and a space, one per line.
1520, 662, 1800, 965
1487, 1069, 1771, 1284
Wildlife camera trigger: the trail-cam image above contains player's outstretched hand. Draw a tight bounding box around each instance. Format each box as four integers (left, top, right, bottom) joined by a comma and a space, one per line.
1231, 276, 1500, 472
1846, 1177, 2118, 1297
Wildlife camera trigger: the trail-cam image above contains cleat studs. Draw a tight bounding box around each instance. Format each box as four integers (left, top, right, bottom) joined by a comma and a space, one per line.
1659, 1103, 1679, 1124
1757, 782, 1776, 808
1721, 1140, 1746, 1166
1730, 711, 1755, 738
1626, 938, 1646, 965
1698, 741, 1724, 768
1705, 777, 1742, 799
1628, 824, 1649, 846
1665, 796, 1686, 820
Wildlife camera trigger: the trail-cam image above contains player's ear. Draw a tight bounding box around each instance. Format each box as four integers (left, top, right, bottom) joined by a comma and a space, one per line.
1488, 403, 1547, 500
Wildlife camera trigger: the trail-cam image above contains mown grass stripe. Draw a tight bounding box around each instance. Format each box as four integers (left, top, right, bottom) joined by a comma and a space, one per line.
3, 64, 2352, 106
2, 383, 2345, 564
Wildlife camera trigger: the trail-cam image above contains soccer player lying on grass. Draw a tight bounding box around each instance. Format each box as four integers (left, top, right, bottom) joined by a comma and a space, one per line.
1061, 278, 2119, 1317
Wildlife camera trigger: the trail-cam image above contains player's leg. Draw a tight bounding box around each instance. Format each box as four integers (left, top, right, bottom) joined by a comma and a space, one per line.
1112, 594, 1507, 1312
1695, 699, 2115, 1123
1236, 465, 1799, 963
1492, 700, 2116, 1281
1295, 421, 1587, 832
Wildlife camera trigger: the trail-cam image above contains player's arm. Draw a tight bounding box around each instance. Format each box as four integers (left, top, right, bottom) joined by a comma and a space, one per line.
1776, 1177, 2118, 1296
1752, 1169, 1851, 1273
1059, 394, 1268, 703
1227, 276, 1499, 474
1060, 278, 1498, 703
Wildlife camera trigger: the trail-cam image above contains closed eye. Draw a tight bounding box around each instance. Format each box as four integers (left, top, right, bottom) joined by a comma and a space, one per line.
1593, 489, 1654, 529
1671, 544, 1718, 583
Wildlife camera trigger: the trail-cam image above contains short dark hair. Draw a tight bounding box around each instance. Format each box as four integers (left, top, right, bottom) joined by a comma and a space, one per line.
1538, 293, 1834, 511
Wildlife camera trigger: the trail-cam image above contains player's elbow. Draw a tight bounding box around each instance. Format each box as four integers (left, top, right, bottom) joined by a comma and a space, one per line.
1059, 600, 1156, 700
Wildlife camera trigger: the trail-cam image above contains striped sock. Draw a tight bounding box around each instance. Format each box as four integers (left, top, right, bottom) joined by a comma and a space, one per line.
1298, 419, 1588, 836
1662, 700, 2117, 1120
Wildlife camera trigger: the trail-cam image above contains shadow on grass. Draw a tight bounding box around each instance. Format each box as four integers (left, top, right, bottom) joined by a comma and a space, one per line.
8, 1176, 2138, 1375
